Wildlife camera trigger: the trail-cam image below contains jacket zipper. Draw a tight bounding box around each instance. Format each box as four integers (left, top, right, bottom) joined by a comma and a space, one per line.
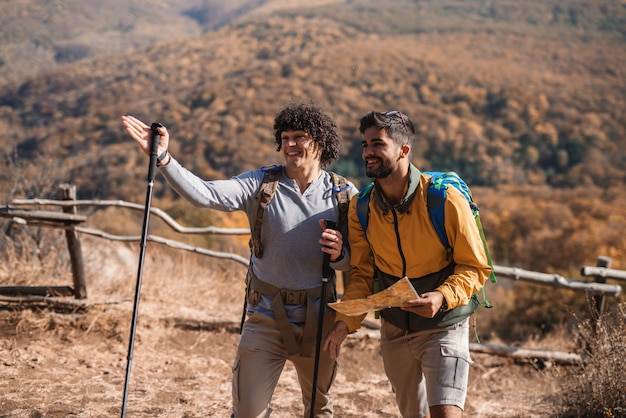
391, 208, 411, 330
391, 208, 407, 277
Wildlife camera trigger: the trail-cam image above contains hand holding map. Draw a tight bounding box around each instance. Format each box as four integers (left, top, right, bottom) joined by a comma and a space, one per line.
328, 277, 418, 316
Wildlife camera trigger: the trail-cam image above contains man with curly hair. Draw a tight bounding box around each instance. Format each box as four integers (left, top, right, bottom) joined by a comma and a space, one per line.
122, 101, 358, 417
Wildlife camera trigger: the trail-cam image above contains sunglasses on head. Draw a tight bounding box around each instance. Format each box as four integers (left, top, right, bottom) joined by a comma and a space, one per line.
382, 110, 408, 131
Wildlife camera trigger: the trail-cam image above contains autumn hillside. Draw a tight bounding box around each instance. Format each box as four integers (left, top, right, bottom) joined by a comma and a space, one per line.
1, 0, 625, 292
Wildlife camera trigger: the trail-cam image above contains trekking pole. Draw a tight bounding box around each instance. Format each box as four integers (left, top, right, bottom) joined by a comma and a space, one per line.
310, 219, 336, 418
120, 122, 163, 418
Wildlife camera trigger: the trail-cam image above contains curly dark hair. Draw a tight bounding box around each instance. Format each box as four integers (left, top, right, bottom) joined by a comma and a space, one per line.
273, 101, 342, 169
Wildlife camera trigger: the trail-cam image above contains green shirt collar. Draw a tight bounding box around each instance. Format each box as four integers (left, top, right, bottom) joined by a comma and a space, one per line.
373, 164, 422, 214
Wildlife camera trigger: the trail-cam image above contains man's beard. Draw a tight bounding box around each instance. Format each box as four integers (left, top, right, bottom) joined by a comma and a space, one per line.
365, 158, 393, 178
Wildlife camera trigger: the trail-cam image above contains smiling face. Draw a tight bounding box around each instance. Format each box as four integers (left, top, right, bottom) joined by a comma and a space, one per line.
281, 129, 322, 170
361, 126, 408, 178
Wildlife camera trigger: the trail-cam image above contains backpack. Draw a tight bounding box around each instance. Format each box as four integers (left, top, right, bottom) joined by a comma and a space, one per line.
356, 170, 496, 309
240, 165, 352, 333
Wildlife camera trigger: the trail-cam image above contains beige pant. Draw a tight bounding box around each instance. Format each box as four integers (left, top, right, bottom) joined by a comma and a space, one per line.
380, 318, 471, 418
231, 310, 338, 418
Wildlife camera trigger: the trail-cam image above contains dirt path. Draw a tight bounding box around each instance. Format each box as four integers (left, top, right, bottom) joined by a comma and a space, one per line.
0, 239, 561, 417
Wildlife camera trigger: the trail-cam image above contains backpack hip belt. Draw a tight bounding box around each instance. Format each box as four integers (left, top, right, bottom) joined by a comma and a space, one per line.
245, 267, 336, 357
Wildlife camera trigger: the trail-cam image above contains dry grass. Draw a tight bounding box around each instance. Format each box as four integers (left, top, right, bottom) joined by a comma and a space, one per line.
554, 305, 626, 418
0, 232, 621, 417
0, 228, 69, 285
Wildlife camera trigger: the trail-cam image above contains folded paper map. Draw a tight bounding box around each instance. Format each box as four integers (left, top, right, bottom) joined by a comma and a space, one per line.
329, 277, 419, 316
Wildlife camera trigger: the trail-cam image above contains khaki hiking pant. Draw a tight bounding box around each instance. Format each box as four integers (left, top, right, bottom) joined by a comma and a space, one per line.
380, 318, 471, 418
231, 310, 338, 418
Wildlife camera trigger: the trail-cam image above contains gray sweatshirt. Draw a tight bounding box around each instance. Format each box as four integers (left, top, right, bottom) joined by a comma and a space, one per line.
160, 158, 357, 323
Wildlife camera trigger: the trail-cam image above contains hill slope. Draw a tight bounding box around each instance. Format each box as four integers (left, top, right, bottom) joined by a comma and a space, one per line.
1, 0, 624, 196
0, 0, 346, 86
1, 0, 625, 274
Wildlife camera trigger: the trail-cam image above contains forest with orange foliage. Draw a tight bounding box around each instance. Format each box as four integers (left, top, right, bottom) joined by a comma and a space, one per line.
2, 0, 625, 277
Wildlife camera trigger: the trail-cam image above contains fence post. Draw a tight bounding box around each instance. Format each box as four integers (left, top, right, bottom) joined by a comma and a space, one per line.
591, 255, 612, 318
60, 184, 87, 299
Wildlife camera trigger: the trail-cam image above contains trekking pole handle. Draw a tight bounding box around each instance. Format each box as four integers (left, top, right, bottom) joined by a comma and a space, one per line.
147, 122, 163, 182
322, 219, 337, 279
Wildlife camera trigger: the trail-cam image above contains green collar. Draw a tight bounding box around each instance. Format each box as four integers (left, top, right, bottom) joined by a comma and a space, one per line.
373, 164, 422, 214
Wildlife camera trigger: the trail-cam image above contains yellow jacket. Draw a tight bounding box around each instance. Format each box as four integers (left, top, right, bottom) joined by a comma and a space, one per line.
337, 165, 492, 333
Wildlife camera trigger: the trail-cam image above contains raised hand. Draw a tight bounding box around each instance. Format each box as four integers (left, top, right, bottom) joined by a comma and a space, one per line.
121, 115, 169, 157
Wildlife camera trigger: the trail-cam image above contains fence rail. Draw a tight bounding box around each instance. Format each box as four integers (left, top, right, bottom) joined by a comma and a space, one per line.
493, 265, 621, 297
2, 195, 624, 304
580, 266, 626, 282
2, 192, 624, 365
9, 198, 249, 235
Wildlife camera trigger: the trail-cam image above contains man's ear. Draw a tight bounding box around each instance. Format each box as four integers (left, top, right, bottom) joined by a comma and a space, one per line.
399, 143, 412, 159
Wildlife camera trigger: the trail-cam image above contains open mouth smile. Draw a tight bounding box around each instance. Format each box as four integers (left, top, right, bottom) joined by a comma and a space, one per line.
365, 157, 381, 168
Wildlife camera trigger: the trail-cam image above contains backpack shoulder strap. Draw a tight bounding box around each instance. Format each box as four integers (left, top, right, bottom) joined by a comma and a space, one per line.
354, 182, 378, 314
356, 182, 375, 233
424, 172, 451, 254
250, 165, 282, 258
330, 172, 351, 230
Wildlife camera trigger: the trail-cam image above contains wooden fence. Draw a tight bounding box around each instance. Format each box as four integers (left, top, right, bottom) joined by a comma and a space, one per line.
1, 188, 624, 364
3, 190, 623, 300
1, 185, 88, 300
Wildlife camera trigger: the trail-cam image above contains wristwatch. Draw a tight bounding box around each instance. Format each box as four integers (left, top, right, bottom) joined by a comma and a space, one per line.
439, 297, 448, 313
156, 150, 169, 166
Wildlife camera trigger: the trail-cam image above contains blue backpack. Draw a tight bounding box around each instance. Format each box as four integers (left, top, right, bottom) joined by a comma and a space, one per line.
356, 171, 497, 308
